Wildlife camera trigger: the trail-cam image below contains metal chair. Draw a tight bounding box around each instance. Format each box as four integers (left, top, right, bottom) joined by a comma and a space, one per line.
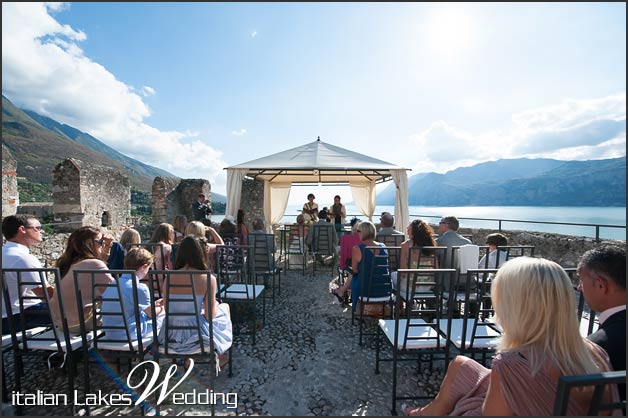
564, 268, 599, 337
553, 370, 626, 415
73, 269, 157, 415
215, 245, 265, 345
352, 245, 394, 346
376, 234, 405, 273
285, 224, 307, 275
247, 233, 281, 304
439, 269, 501, 365
375, 268, 457, 416
310, 223, 337, 276
2, 268, 80, 416
149, 269, 229, 416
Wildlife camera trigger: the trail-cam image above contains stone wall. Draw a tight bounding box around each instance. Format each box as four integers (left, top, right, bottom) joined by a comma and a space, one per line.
52, 158, 130, 232
454, 226, 625, 268
17, 202, 54, 218
151, 177, 210, 224
2, 145, 18, 217
240, 178, 264, 227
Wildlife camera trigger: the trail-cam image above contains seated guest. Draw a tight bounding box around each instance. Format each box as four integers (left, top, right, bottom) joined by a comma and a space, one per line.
339, 219, 362, 272
100, 248, 165, 341
247, 218, 275, 252
478, 232, 508, 269
150, 223, 174, 271
376, 212, 403, 237
236, 209, 250, 245
158, 236, 232, 369
578, 245, 626, 402
185, 220, 224, 251
331, 221, 390, 311
172, 215, 188, 243
403, 257, 620, 416
107, 228, 141, 269
2, 215, 53, 334
394, 219, 438, 297
50, 226, 115, 334
219, 216, 238, 243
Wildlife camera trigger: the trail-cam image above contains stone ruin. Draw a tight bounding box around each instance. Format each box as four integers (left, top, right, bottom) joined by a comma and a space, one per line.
2, 145, 18, 217
52, 158, 131, 232
151, 177, 211, 224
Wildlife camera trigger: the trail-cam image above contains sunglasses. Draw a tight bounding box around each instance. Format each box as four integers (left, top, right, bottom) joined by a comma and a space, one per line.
94, 238, 105, 246
24, 225, 44, 231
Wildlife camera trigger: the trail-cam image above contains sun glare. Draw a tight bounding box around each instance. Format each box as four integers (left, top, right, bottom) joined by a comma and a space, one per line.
424, 6, 474, 57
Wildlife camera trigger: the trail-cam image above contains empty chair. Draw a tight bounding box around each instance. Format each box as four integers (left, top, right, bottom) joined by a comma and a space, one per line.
308, 222, 337, 276
285, 223, 307, 275
216, 244, 266, 345
440, 269, 502, 365
376, 268, 457, 415
248, 233, 281, 304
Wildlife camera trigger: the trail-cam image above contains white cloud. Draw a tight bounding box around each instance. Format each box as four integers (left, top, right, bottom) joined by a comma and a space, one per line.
1, 2, 228, 191
231, 128, 247, 136
250, 31, 258, 38
408, 92, 626, 173
140, 86, 156, 97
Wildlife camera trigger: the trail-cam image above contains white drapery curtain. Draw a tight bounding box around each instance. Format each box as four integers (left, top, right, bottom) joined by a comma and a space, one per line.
391, 169, 409, 235
349, 180, 377, 221
264, 181, 292, 233
225, 168, 247, 218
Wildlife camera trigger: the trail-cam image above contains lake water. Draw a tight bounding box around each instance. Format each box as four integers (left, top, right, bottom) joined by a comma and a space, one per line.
223, 205, 625, 240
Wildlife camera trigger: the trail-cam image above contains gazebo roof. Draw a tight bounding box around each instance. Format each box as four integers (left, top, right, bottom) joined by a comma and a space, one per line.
226, 137, 408, 184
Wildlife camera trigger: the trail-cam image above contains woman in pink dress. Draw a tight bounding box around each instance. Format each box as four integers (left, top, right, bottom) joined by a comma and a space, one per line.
403, 256, 621, 416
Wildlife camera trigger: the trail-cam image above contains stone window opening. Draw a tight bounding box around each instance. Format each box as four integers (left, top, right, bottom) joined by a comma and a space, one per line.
101, 211, 110, 227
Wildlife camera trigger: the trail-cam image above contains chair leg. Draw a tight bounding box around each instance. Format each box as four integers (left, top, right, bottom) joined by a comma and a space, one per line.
392, 347, 398, 416
375, 326, 381, 374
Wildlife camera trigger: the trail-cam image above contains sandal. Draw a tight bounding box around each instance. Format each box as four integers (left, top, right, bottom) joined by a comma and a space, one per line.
330, 289, 344, 304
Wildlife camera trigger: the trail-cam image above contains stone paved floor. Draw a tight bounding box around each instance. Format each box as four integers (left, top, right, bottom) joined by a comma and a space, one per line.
3, 267, 447, 416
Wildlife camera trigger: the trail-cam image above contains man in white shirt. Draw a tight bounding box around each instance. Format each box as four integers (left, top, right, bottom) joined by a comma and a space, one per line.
2, 215, 52, 334
577, 245, 625, 402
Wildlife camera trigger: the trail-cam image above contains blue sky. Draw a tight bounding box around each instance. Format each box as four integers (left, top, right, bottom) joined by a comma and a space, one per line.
2, 2, 626, 204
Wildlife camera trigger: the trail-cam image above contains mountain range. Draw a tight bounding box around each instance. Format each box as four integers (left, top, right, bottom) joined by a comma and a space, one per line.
377, 156, 626, 206
1, 95, 226, 202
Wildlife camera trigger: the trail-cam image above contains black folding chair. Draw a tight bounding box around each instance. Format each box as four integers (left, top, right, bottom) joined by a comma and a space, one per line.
553, 370, 626, 415
375, 268, 457, 415
2, 268, 79, 416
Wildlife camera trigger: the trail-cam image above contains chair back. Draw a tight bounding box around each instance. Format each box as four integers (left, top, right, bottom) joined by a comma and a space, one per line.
287, 224, 306, 255
215, 244, 251, 298
73, 269, 151, 355
459, 269, 501, 353
377, 234, 405, 271
359, 245, 392, 302
2, 268, 70, 352
248, 233, 277, 274
394, 268, 457, 351
311, 223, 335, 257
151, 270, 215, 359
553, 370, 626, 415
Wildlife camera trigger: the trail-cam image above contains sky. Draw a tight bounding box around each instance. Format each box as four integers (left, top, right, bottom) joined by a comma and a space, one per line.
2, 2, 626, 205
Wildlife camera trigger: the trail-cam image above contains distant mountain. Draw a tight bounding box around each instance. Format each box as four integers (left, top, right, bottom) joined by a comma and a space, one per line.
2, 95, 176, 192
377, 157, 626, 206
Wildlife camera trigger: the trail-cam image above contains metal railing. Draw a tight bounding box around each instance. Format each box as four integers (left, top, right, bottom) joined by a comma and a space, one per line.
275, 212, 626, 242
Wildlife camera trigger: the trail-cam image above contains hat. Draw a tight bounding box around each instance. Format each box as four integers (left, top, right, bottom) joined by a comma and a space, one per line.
224, 215, 236, 226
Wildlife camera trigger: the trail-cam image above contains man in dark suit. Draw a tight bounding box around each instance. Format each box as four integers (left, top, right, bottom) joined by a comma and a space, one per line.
191, 193, 212, 221
578, 245, 626, 401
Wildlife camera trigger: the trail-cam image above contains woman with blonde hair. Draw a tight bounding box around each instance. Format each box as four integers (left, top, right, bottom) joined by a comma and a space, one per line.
107, 228, 141, 269
403, 256, 620, 416
172, 215, 188, 243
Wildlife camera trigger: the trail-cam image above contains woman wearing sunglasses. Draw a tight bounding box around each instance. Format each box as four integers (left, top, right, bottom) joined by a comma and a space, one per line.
49, 226, 115, 335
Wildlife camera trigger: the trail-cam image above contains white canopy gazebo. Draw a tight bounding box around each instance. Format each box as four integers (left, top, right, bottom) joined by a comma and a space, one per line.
225, 137, 410, 233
